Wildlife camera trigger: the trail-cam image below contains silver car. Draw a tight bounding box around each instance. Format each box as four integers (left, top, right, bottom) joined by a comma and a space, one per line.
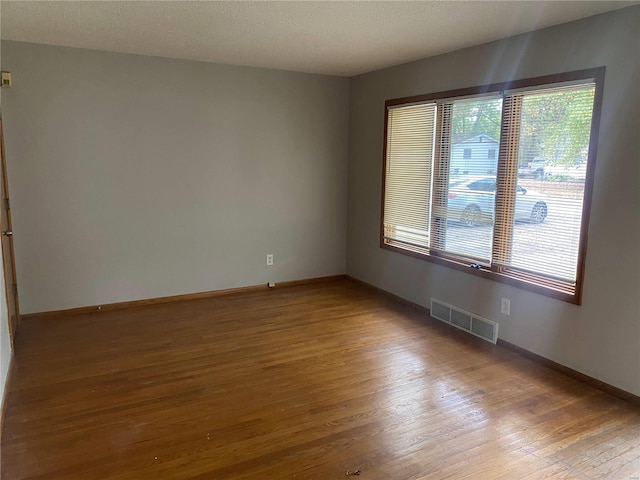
446, 177, 548, 226
518, 159, 546, 179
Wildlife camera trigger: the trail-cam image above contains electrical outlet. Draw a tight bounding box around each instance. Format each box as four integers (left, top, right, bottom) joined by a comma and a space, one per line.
501, 298, 511, 316
266, 254, 273, 266
1, 72, 12, 88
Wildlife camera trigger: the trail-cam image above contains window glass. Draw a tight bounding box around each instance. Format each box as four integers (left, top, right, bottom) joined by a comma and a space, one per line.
435, 97, 503, 263
508, 85, 595, 281
381, 69, 602, 302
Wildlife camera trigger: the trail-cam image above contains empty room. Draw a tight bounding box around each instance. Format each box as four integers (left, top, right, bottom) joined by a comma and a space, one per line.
0, 1, 638, 479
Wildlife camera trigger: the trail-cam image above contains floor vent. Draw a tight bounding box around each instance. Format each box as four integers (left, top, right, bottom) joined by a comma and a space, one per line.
430, 298, 498, 344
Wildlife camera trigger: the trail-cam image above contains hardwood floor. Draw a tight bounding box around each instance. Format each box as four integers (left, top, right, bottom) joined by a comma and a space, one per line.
2, 279, 639, 479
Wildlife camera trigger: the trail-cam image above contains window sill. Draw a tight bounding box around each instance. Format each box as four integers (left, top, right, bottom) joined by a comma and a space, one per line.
381, 240, 581, 305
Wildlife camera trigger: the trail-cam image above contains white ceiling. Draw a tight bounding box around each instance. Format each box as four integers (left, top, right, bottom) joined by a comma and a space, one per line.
1, 1, 636, 77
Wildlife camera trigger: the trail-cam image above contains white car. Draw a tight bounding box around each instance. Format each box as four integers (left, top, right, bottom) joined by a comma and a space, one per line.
545, 163, 587, 181
447, 177, 548, 226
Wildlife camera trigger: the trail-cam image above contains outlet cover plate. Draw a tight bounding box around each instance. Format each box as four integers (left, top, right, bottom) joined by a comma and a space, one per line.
501, 298, 510, 315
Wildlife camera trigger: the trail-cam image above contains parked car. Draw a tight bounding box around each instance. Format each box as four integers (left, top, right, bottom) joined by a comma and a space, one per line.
447, 177, 548, 226
544, 162, 587, 182
518, 159, 545, 179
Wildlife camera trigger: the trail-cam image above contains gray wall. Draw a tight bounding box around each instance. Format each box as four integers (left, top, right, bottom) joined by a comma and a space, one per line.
347, 7, 640, 395
1, 41, 349, 314
1, 7, 639, 398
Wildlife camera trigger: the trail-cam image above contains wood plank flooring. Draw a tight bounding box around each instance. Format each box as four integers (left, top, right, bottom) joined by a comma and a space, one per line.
2, 279, 639, 479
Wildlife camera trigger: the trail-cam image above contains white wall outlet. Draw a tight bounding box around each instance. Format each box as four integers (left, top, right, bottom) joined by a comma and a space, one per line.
501, 298, 511, 316
268, 282, 276, 288
1, 72, 12, 88
266, 254, 273, 266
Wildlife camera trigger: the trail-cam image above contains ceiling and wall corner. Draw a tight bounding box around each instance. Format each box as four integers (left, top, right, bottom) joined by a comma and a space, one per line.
0, 1, 637, 77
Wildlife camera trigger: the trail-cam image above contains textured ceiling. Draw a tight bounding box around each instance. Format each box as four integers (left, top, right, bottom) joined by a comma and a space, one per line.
1, 1, 636, 77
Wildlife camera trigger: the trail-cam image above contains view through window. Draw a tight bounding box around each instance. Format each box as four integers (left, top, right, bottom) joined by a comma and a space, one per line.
381, 69, 603, 303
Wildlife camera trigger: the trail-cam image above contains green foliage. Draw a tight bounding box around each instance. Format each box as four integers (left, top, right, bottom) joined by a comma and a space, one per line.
448, 86, 595, 167
451, 98, 502, 142
519, 87, 595, 166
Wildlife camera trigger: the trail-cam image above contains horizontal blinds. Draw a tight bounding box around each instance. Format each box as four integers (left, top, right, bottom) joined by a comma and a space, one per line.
493, 83, 596, 283
430, 102, 452, 252
383, 103, 436, 248
431, 97, 503, 264
492, 94, 522, 267
380, 74, 600, 298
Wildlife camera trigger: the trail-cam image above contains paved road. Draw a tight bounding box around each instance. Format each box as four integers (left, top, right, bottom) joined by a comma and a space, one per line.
444, 195, 583, 281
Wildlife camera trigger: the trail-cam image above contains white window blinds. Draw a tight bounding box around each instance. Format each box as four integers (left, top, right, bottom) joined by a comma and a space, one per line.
431, 96, 503, 264
494, 83, 596, 285
383, 103, 436, 249
381, 68, 603, 302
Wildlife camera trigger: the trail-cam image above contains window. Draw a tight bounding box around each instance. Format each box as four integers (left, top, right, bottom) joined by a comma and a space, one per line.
381, 68, 604, 304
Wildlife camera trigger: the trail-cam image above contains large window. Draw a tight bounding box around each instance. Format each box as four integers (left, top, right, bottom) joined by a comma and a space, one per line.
381, 68, 604, 304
